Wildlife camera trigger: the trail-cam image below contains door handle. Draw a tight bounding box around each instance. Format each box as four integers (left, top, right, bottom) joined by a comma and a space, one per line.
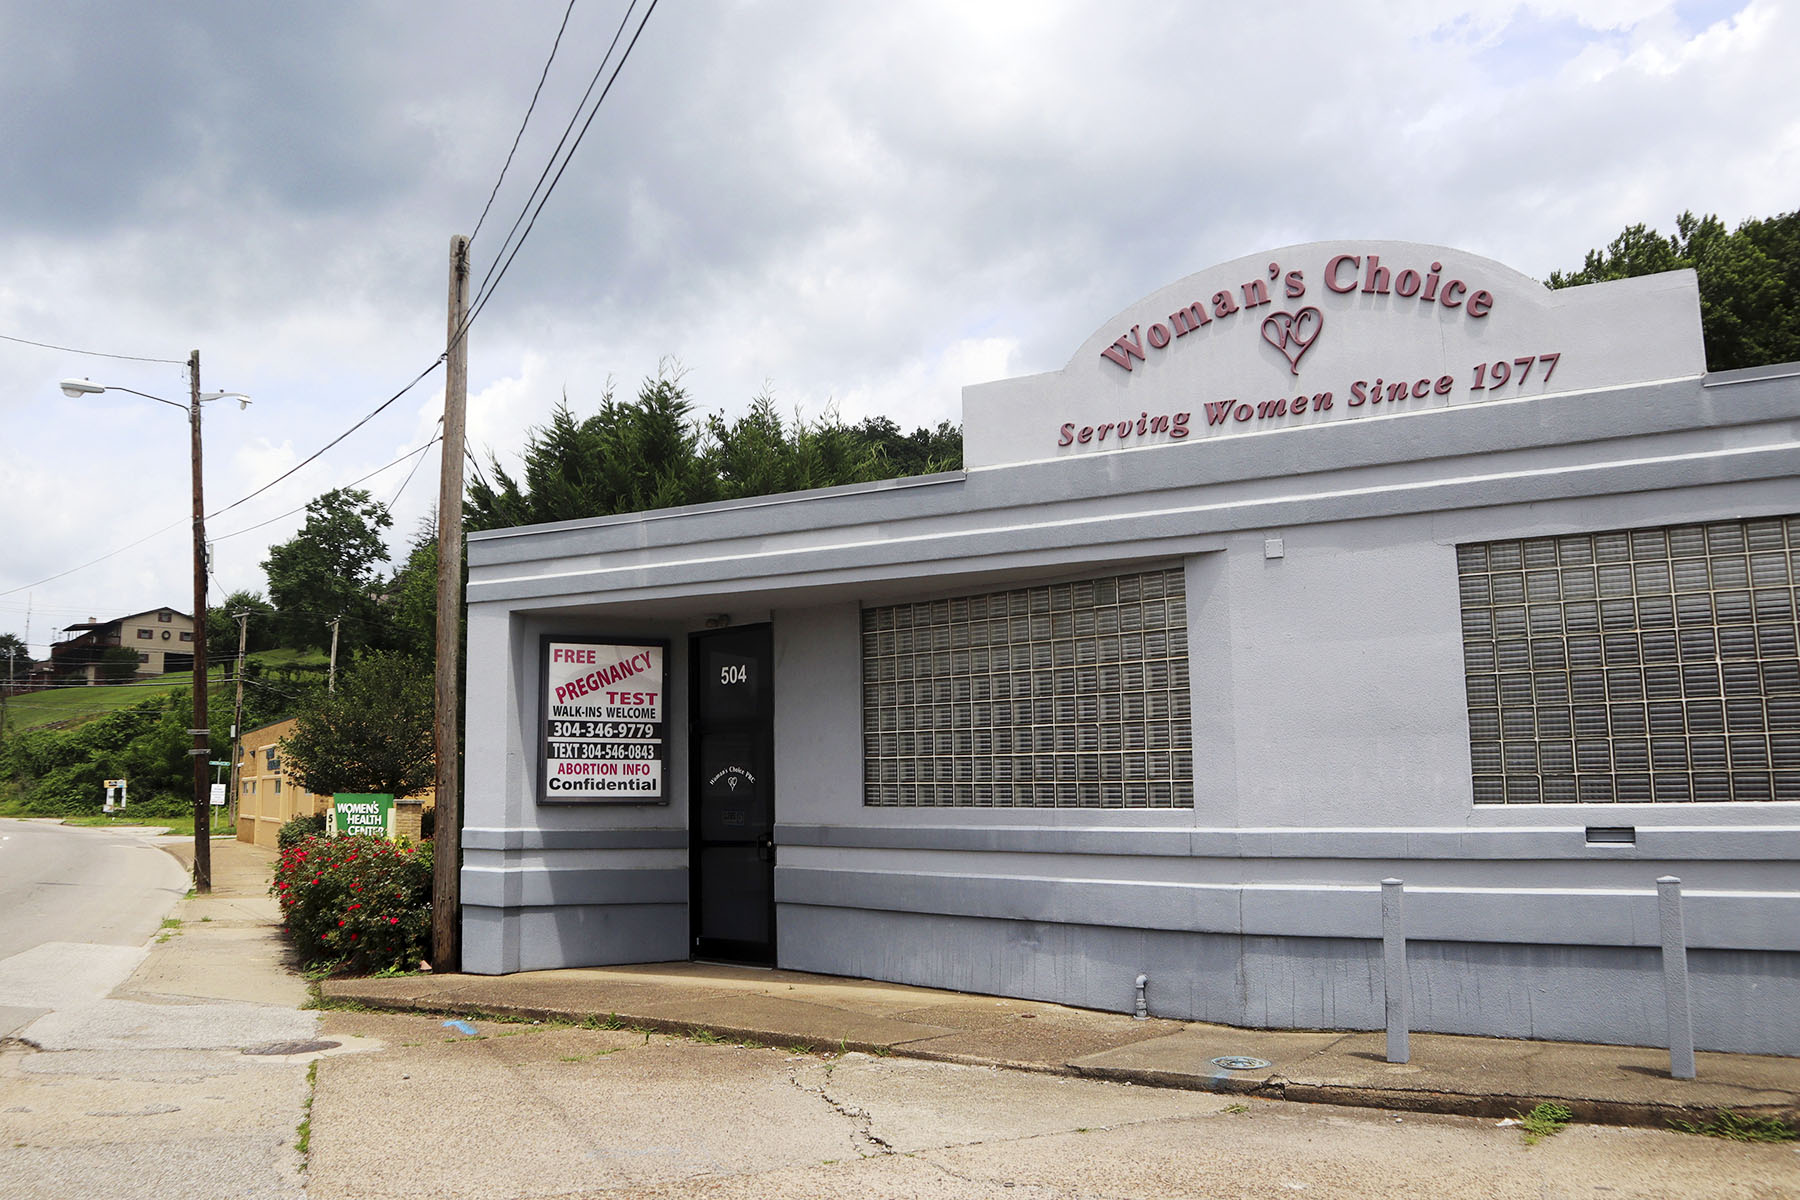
756, 833, 776, 865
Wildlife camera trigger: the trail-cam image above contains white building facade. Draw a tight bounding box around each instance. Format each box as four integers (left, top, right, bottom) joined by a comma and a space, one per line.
461, 243, 1800, 1054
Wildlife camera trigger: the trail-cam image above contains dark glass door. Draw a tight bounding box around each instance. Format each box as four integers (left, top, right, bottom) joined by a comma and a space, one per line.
689, 625, 774, 963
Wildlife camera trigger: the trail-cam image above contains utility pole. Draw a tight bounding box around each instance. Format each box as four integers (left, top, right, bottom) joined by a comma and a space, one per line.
228, 611, 249, 830
188, 349, 212, 894
432, 234, 470, 971
327, 615, 342, 692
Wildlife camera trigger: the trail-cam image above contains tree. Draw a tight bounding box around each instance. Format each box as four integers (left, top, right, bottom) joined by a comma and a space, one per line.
466, 372, 720, 532
279, 649, 434, 798
97, 647, 143, 683
706, 392, 886, 498
383, 518, 440, 662
0, 633, 31, 681
262, 488, 393, 653
466, 369, 966, 533
851, 416, 963, 476
206, 590, 277, 657
1548, 210, 1800, 371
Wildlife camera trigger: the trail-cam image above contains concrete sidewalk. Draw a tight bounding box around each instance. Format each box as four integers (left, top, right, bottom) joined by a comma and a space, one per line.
182, 836, 1796, 1131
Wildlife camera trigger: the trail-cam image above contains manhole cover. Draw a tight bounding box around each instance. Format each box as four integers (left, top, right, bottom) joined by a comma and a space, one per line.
1209, 1056, 1271, 1071
243, 1040, 340, 1056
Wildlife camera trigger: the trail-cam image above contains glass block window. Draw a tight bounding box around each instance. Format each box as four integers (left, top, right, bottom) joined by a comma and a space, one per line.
1457, 516, 1800, 804
862, 567, 1193, 808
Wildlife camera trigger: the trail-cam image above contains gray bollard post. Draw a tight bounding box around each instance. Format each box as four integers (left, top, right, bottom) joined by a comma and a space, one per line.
1658, 876, 1696, 1080
1382, 878, 1409, 1064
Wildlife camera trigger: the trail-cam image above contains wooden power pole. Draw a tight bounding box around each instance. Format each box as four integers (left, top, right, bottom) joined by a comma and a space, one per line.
188, 349, 212, 894
432, 234, 470, 970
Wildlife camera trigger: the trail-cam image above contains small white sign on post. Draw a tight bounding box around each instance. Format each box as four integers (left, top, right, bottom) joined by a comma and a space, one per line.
209, 783, 227, 807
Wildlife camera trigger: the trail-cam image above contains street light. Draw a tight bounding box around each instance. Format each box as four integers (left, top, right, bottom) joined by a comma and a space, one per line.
58, 351, 249, 893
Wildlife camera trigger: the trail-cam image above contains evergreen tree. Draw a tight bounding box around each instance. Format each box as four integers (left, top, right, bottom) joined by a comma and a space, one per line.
466, 374, 717, 532
466, 370, 965, 533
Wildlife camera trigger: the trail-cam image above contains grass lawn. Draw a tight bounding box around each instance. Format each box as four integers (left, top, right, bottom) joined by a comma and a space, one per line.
60, 810, 236, 838
249, 647, 330, 669
2, 675, 199, 731
2, 647, 323, 734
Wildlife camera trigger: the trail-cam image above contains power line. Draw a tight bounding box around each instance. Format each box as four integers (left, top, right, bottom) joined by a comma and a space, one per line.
207, 357, 446, 521
212, 437, 441, 544
0, 401, 444, 602
389, 424, 443, 510
464, 0, 660, 332
0, 330, 187, 365
466, 0, 638, 316
468, 0, 581, 252
0, 518, 190, 600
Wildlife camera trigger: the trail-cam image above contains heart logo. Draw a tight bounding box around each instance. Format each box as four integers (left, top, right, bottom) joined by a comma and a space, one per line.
1260, 306, 1323, 375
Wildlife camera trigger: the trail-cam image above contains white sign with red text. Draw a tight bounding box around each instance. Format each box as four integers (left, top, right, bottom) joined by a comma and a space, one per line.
541, 639, 666, 802
962, 240, 1705, 469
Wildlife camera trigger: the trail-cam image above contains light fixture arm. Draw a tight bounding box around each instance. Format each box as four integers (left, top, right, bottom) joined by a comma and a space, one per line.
53, 354, 250, 895
58, 379, 186, 412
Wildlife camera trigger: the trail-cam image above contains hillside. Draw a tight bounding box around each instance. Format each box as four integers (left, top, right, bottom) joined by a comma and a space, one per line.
1, 648, 328, 734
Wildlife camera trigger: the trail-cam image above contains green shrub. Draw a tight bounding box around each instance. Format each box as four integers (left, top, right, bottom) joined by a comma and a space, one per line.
272, 833, 432, 973
0, 692, 222, 816
277, 812, 328, 850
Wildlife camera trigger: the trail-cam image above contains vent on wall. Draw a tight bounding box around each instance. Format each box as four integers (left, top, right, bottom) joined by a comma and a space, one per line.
1585, 826, 1637, 845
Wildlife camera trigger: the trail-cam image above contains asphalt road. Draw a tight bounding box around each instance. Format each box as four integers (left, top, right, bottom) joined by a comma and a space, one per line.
0, 821, 317, 1200
0, 818, 189, 1038
309, 1010, 1800, 1200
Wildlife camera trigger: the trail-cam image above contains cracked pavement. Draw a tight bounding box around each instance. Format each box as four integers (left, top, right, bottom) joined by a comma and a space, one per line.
301, 1009, 1800, 1200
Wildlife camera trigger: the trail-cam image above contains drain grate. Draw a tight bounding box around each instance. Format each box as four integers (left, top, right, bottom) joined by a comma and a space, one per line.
242, 1040, 340, 1056
1209, 1055, 1271, 1071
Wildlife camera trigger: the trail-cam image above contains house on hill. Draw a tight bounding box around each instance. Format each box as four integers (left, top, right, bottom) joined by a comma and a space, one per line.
49, 607, 195, 684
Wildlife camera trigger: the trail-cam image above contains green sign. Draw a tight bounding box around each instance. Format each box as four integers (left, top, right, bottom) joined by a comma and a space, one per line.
330, 793, 395, 838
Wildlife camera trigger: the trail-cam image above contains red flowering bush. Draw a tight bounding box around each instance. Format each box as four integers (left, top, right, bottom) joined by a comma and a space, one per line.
272, 833, 433, 973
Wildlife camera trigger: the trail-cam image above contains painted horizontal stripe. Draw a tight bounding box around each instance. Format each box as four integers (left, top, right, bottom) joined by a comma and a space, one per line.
463, 826, 689, 851
773, 867, 1800, 951
461, 865, 686, 908
773, 823, 1800, 860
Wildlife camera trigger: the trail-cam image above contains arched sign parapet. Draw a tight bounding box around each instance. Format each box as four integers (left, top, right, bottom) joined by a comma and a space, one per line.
962, 240, 1704, 470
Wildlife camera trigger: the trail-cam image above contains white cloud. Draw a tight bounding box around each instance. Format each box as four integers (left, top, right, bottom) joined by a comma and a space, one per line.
0, 0, 1790, 643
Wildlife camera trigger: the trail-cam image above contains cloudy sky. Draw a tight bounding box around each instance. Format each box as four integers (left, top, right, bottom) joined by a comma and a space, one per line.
1, 0, 1793, 657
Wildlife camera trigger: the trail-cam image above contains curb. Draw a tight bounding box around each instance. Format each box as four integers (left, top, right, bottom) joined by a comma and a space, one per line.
318, 985, 1797, 1133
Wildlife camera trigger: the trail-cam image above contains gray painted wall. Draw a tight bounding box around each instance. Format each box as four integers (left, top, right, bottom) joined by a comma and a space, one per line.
459, 362, 1800, 1053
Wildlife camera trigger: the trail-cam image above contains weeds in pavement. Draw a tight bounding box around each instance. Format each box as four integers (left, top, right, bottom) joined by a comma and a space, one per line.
1222, 1103, 1251, 1115
302, 980, 375, 1014
1670, 1110, 1797, 1143
689, 1027, 725, 1044
1518, 1102, 1574, 1145
295, 1061, 319, 1167
580, 1013, 627, 1031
